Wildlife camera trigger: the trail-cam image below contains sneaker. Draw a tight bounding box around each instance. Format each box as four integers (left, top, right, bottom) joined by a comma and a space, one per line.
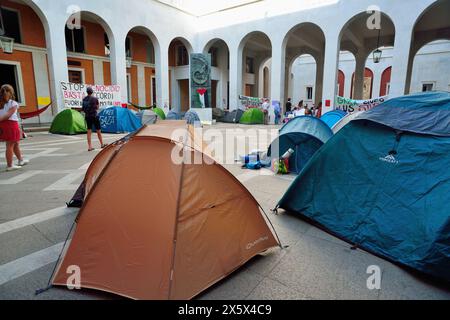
6, 165, 22, 172
18, 159, 30, 166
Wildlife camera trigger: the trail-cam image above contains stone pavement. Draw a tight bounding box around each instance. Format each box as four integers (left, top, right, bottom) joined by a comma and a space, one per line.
0, 124, 449, 300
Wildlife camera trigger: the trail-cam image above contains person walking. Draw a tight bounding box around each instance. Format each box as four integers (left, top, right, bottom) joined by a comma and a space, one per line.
0, 84, 29, 171
82, 87, 106, 152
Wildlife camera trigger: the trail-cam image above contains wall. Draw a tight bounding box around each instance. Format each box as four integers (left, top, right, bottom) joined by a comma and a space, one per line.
292, 41, 450, 101
0, 0, 48, 121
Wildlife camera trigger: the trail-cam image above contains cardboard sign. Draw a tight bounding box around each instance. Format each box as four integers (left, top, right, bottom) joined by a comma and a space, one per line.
61, 82, 122, 109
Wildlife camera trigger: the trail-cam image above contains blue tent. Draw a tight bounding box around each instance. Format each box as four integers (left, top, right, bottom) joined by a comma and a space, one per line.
320, 110, 347, 128
277, 91, 450, 282
267, 116, 333, 174
98, 107, 142, 133
184, 110, 201, 125
166, 111, 182, 120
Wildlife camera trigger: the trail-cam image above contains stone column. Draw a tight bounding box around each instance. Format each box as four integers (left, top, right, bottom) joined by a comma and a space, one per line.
109, 30, 128, 103
353, 49, 368, 100
46, 18, 69, 113
228, 43, 242, 110
321, 30, 340, 114
389, 24, 415, 97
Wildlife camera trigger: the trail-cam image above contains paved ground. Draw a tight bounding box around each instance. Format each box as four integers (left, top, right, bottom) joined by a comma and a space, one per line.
0, 123, 449, 300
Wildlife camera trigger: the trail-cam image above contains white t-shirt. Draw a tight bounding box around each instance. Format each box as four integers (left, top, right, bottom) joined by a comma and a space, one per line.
0, 100, 19, 122
294, 108, 305, 117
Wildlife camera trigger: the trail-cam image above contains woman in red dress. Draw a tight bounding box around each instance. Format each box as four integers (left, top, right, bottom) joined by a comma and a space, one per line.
0, 84, 29, 171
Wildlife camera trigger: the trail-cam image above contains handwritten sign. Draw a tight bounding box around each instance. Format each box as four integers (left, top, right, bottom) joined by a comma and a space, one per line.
335, 96, 388, 113
61, 82, 122, 109
99, 108, 115, 128
239, 95, 263, 110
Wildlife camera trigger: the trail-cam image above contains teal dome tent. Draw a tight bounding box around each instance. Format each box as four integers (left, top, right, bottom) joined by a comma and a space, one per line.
277, 92, 450, 283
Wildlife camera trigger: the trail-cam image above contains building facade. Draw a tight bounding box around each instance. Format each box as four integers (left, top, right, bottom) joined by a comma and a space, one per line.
291, 40, 450, 107
0, 0, 448, 123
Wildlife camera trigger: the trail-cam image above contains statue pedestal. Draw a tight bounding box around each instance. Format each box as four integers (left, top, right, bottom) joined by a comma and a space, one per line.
190, 108, 213, 125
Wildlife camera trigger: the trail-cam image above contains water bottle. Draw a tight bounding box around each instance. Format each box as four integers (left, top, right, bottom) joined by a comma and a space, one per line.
281, 148, 294, 160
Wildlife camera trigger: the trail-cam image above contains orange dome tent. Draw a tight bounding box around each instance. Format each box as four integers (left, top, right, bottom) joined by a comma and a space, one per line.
52, 121, 280, 300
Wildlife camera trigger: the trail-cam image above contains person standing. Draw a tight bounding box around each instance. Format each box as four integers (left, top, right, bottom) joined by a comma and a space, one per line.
315, 102, 323, 118
82, 87, 106, 152
261, 98, 270, 125
285, 98, 292, 114
274, 101, 281, 125
0, 84, 29, 171
293, 100, 305, 117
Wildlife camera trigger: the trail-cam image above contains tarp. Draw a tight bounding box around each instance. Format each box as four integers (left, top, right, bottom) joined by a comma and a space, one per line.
53, 122, 280, 299
240, 108, 264, 125
98, 107, 142, 133
49, 109, 87, 135
219, 109, 244, 123
184, 110, 200, 125
212, 108, 225, 120
278, 92, 450, 282
166, 111, 182, 120
268, 116, 333, 174
320, 110, 347, 129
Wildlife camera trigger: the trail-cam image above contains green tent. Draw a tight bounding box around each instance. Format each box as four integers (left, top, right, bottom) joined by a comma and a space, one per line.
153, 107, 166, 120
240, 108, 264, 125
50, 109, 87, 135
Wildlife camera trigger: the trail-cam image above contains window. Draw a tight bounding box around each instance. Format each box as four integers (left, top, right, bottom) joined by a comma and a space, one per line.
306, 86, 313, 100
176, 45, 189, 66
146, 40, 155, 64
246, 57, 254, 74
126, 73, 132, 102
209, 47, 218, 67
422, 83, 434, 92
104, 33, 110, 56
385, 82, 390, 95
65, 26, 85, 53
126, 37, 132, 58
0, 7, 21, 43
151, 77, 156, 105
0, 63, 21, 102
68, 70, 83, 84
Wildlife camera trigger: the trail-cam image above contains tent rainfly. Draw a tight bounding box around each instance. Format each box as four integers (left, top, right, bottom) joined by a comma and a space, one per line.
276, 92, 450, 283
49, 109, 87, 135
52, 121, 281, 299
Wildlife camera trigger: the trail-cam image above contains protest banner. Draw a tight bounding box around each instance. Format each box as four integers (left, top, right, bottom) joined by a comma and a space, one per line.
61, 82, 122, 109
239, 95, 263, 110
335, 95, 388, 113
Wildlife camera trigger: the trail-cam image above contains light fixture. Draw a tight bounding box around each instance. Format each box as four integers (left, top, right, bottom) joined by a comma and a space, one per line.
0, 36, 14, 54
373, 29, 382, 63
